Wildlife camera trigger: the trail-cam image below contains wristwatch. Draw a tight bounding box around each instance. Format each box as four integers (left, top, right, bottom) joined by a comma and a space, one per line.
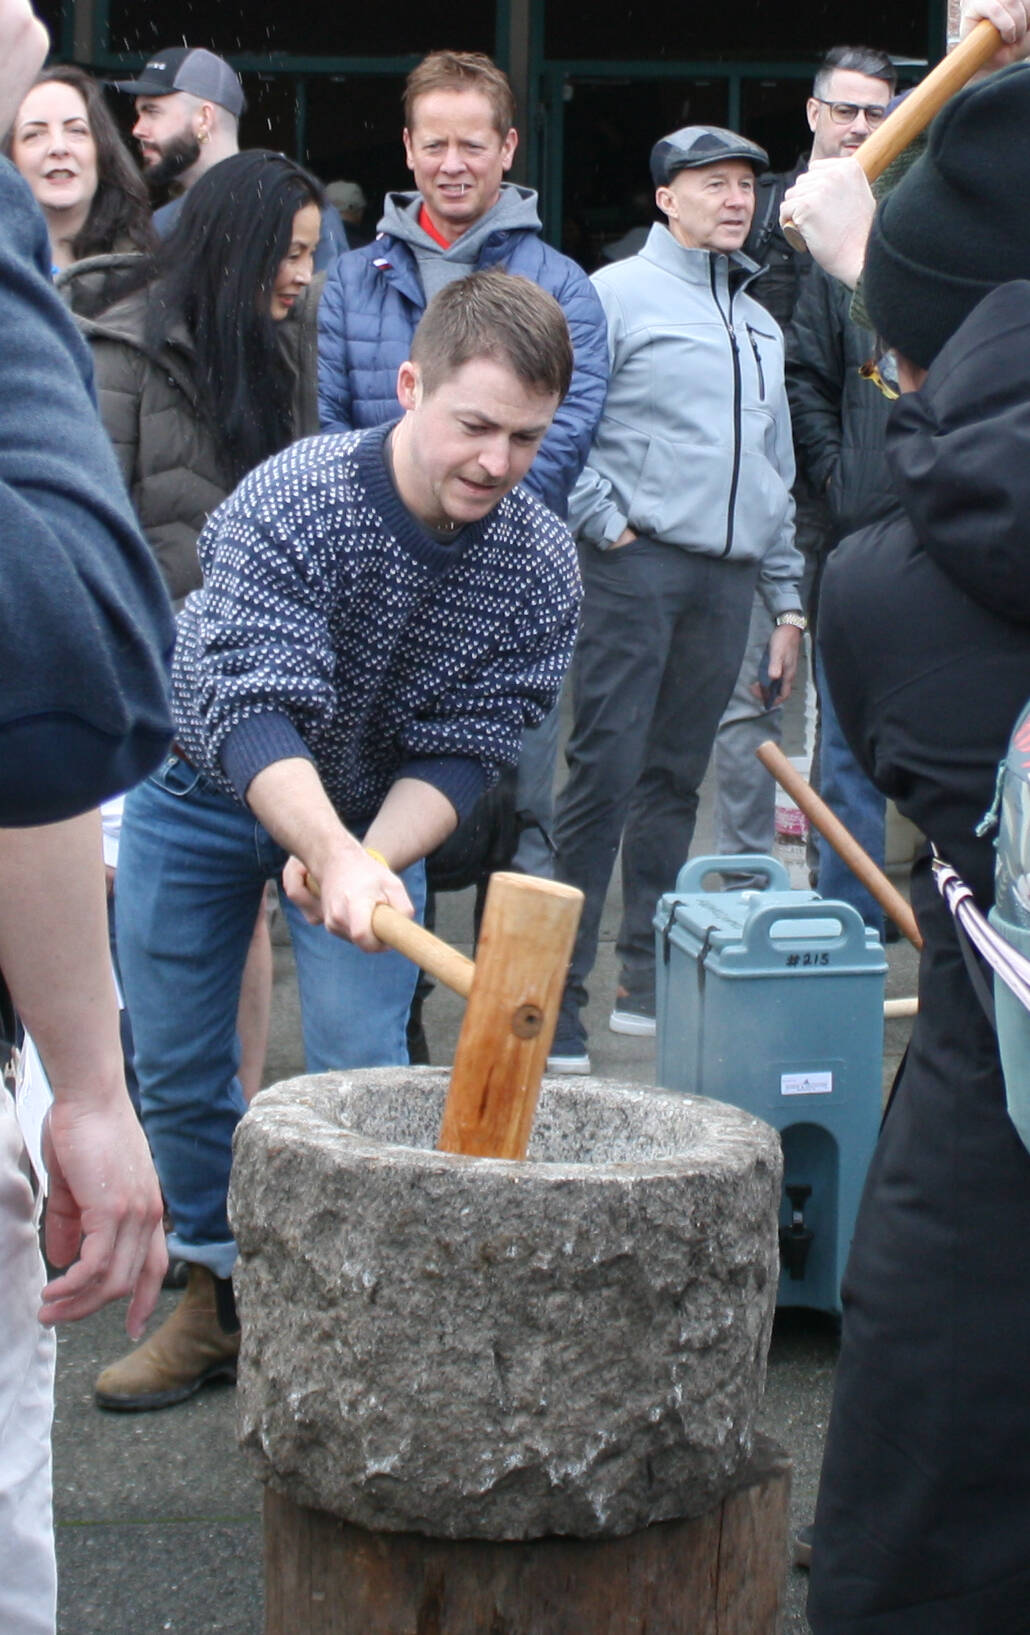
775, 610, 808, 632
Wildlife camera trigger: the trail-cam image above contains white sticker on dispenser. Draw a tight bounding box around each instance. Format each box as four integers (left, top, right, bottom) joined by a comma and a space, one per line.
781, 1071, 833, 1097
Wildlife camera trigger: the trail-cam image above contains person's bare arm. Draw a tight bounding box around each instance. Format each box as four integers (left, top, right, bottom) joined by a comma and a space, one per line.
246, 759, 456, 952
363, 777, 459, 869
0, 811, 166, 1336
0, 0, 48, 139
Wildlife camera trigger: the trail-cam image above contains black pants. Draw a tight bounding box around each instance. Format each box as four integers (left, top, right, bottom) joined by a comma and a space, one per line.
554, 538, 757, 1022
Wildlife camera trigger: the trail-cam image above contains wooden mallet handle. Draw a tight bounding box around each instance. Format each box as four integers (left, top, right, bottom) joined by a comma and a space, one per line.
302, 870, 475, 996
370, 902, 475, 998
756, 739, 923, 950
782, 19, 1002, 251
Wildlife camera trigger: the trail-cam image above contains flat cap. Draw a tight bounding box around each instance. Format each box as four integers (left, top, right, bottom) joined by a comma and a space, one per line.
650, 125, 768, 186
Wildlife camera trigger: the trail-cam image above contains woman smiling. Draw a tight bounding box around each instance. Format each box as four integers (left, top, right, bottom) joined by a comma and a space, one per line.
5, 65, 153, 271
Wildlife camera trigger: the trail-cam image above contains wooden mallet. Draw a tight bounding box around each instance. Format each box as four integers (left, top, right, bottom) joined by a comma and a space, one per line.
306, 870, 583, 1161
782, 19, 1003, 251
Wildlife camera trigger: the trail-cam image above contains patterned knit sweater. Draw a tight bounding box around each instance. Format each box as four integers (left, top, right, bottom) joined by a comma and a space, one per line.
172, 421, 581, 825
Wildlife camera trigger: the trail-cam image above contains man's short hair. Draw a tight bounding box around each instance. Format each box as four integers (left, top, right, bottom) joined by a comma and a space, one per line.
813, 45, 897, 98
411, 270, 573, 403
404, 51, 516, 137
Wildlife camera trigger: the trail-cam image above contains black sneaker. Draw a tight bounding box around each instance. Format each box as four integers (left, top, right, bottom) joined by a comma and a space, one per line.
546, 1029, 591, 1074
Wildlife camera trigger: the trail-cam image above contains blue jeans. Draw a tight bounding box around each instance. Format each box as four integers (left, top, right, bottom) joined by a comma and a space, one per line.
115, 754, 425, 1277
814, 643, 886, 938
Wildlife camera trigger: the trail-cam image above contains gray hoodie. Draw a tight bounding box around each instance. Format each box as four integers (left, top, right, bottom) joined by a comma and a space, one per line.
379, 183, 543, 303
570, 222, 802, 615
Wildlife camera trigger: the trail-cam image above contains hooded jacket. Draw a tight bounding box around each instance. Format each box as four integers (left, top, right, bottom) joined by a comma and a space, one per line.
71, 267, 321, 605
569, 222, 802, 614
316, 183, 609, 518
811, 283, 1030, 1634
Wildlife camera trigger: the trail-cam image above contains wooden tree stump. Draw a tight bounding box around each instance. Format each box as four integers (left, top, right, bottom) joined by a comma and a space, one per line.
263, 1435, 791, 1635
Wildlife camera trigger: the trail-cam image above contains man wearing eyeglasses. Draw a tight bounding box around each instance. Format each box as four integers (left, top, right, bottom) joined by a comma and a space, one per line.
807, 48, 895, 159
779, 47, 901, 945
712, 45, 896, 905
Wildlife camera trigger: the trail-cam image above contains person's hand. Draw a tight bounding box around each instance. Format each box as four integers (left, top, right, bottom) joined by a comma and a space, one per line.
39, 1089, 166, 1338
764, 621, 803, 705
781, 159, 876, 289
0, 0, 48, 140
960, 0, 1030, 65
609, 526, 638, 549
283, 845, 414, 952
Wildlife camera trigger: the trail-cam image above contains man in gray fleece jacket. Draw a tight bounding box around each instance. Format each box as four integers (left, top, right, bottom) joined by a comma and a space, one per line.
548, 125, 806, 1072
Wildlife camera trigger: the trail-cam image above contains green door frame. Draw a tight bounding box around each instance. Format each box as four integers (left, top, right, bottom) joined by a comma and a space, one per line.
536, 58, 817, 247
529, 2, 949, 248
65, 0, 949, 191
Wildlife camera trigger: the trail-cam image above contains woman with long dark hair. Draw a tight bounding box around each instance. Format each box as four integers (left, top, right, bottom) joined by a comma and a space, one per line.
73, 149, 325, 1113
5, 63, 153, 271
73, 148, 325, 602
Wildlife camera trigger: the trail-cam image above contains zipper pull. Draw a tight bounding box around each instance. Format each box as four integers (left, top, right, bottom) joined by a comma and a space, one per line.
746, 324, 766, 400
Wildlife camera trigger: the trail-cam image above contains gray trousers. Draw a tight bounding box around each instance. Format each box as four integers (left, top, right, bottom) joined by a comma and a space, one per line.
511, 702, 561, 877
712, 589, 782, 866
713, 486, 824, 870
553, 538, 757, 1017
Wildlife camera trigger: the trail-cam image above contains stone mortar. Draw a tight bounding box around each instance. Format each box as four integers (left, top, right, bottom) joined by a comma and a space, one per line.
229, 1069, 782, 1540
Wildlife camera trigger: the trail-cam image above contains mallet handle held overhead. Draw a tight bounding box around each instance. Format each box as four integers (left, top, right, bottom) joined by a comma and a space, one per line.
782, 20, 1002, 250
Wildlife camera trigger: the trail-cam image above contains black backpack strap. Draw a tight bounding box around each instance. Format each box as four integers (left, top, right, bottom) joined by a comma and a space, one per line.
745, 172, 788, 264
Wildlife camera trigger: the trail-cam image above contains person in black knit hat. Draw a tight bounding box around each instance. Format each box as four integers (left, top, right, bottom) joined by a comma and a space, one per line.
862, 60, 1030, 370
806, 59, 1030, 1635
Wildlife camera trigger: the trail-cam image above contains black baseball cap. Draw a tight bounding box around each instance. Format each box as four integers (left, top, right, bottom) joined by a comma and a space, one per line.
650, 126, 769, 186
112, 47, 245, 119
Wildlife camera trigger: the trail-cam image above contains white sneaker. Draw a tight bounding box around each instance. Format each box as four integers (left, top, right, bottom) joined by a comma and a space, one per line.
608, 1006, 656, 1037
546, 1046, 592, 1074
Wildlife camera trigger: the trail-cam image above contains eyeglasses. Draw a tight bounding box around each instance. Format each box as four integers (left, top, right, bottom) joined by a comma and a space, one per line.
813, 98, 889, 127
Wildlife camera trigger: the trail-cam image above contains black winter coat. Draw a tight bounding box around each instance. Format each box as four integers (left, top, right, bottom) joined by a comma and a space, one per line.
743, 158, 809, 331
809, 282, 1030, 1634
786, 263, 896, 544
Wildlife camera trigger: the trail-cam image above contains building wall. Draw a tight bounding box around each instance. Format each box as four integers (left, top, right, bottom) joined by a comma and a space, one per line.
52, 0, 948, 260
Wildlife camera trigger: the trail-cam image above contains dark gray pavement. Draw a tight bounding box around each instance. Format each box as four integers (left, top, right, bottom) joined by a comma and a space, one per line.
53, 666, 919, 1634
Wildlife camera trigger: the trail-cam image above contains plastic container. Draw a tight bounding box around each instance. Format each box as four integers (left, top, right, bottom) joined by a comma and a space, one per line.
654, 855, 887, 1314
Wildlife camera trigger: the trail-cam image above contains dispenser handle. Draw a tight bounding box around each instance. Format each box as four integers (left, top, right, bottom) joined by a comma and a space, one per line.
673, 853, 792, 896
741, 897, 872, 962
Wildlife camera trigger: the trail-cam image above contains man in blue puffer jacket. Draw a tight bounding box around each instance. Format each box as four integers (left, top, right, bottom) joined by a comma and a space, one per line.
318, 52, 608, 881
318, 50, 608, 521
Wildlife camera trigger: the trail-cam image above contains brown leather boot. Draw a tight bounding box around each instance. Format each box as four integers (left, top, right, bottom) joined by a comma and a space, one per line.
94, 1264, 240, 1412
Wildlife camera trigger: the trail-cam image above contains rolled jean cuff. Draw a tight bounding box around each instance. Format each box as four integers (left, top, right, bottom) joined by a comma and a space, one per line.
166, 1234, 237, 1281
